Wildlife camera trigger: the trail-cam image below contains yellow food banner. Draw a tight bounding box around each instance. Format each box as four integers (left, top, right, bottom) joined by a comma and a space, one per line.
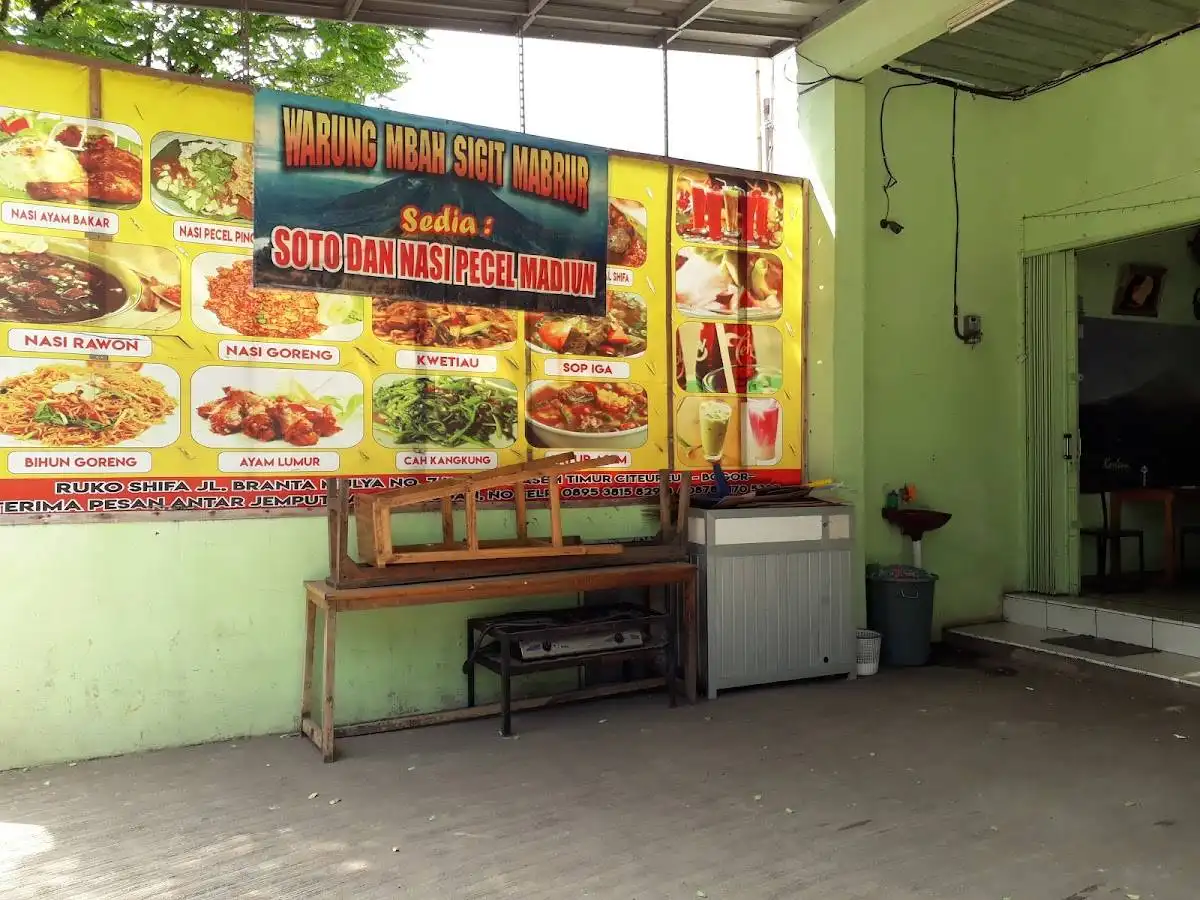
0, 48, 803, 516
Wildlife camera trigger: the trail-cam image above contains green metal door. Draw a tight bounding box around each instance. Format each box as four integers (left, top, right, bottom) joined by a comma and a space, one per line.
1023, 251, 1079, 595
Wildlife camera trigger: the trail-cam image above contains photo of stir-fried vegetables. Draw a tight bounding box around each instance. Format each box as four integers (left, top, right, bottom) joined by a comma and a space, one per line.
526, 291, 647, 358
372, 376, 518, 449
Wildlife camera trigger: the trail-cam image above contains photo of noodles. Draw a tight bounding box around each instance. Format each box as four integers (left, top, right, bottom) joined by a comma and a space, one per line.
371, 299, 516, 350
0, 361, 178, 447
191, 253, 364, 342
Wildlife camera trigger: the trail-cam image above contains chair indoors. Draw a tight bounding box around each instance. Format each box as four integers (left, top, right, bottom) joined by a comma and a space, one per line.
1180, 523, 1200, 581
1081, 492, 1146, 590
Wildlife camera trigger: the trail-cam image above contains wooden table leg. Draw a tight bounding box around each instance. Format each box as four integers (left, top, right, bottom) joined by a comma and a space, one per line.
1111, 495, 1124, 577
499, 631, 513, 737
515, 484, 528, 540
665, 590, 678, 708
301, 597, 317, 723
321, 605, 338, 762
682, 575, 698, 704
441, 497, 454, 544
1165, 494, 1178, 586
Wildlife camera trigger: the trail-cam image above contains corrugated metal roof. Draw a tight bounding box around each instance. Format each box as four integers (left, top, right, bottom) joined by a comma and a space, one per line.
897, 0, 1200, 93
158, 0, 845, 57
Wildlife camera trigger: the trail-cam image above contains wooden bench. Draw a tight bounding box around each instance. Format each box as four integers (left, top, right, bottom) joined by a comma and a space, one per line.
300, 561, 698, 761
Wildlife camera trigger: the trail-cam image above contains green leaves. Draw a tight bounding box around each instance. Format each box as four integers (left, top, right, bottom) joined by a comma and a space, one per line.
33, 401, 111, 431
2, 0, 423, 103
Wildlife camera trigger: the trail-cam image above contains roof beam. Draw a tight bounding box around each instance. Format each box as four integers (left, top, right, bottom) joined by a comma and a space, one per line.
152, 0, 807, 56
797, 0, 1004, 77
663, 0, 719, 45
687, 18, 801, 41
536, 3, 667, 30
767, 38, 797, 58
520, 0, 550, 33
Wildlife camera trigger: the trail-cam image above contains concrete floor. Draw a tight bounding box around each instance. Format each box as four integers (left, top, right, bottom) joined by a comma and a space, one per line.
4, 662, 1200, 900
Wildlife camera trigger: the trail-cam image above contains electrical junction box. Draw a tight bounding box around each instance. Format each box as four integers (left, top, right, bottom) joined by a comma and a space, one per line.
963, 314, 983, 343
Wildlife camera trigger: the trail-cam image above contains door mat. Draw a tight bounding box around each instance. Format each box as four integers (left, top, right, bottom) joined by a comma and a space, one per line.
1042, 634, 1158, 657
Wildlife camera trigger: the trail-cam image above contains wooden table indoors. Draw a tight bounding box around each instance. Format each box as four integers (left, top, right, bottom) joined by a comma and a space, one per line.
300, 561, 698, 761
1110, 487, 1200, 586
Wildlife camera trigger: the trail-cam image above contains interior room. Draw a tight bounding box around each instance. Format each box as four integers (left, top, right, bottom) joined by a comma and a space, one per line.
1076, 223, 1200, 619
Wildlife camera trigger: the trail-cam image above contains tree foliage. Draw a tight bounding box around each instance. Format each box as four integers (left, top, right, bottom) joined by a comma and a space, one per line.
1, 0, 423, 103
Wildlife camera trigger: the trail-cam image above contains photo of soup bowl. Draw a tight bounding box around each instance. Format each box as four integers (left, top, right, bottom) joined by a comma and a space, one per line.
525, 379, 649, 450
0, 233, 142, 326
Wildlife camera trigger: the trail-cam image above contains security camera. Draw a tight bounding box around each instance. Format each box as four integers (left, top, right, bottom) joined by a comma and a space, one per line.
879, 218, 903, 234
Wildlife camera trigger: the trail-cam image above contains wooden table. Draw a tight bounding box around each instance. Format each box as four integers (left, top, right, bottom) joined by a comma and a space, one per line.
300, 561, 698, 761
1110, 487, 1200, 585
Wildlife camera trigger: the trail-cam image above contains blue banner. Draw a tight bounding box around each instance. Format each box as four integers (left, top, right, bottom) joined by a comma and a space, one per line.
252, 89, 609, 314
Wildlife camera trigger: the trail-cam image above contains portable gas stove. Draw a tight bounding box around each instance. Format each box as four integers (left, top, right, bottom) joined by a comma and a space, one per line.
463, 601, 676, 736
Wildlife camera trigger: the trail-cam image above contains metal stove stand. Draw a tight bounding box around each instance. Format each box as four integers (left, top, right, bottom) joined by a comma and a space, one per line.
465, 602, 677, 736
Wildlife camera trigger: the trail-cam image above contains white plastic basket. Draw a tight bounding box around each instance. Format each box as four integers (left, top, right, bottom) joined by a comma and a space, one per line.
856, 629, 882, 676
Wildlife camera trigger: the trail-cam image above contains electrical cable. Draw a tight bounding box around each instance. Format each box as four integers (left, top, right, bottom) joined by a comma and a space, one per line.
1026, 195, 1200, 220
1027, 169, 1200, 218
877, 80, 971, 342
875, 20, 1200, 345
788, 51, 863, 97
878, 81, 930, 230
882, 20, 1200, 102
949, 88, 968, 344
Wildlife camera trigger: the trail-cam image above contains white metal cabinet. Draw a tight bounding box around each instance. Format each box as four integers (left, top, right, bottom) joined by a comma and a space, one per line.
688, 504, 856, 699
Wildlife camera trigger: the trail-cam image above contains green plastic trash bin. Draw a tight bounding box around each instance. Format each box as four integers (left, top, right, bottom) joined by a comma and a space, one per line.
866, 564, 938, 667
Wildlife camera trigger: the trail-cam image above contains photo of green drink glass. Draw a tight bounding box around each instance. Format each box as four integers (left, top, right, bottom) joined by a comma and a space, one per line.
699, 399, 732, 462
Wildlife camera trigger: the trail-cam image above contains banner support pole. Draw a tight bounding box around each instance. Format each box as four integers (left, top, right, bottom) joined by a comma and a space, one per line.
240, 0, 251, 84
518, 33, 527, 133
662, 45, 670, 155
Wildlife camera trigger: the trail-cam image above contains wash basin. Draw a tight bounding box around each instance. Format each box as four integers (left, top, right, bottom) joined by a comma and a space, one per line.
882, 508, 952, 541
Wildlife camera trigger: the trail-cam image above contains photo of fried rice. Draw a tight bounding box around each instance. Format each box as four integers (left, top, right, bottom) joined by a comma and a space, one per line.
191, 253, 365, 342
0, 361, 178, 447
201, 258, 323, 340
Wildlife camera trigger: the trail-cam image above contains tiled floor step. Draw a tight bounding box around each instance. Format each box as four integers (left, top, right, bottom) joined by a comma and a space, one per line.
948, 617, 1200, 688
1003, 592, 1200, 656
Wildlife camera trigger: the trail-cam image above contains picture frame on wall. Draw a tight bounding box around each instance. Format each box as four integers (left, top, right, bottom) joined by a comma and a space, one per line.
1112, 263, 1166, 318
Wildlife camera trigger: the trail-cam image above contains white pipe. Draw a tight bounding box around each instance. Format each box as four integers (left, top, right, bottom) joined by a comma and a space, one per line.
755, 61, 763, 170
947, 0, 1018, 33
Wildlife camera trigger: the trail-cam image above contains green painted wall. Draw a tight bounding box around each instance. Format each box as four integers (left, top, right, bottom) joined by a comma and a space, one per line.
796, 65, 868, 627
1017, 29, 1200, 257
1, 508, 654, 771
859, 75, 1024, 624
1016, 29, 1200, 581
801, 25, 1200, 630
